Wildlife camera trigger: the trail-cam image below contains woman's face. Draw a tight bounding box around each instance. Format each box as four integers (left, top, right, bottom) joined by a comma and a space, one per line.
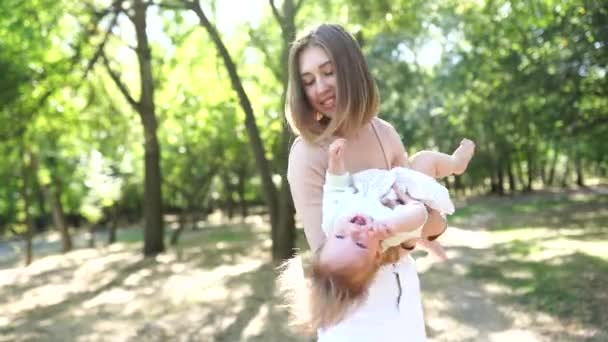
299, 45, 337, 117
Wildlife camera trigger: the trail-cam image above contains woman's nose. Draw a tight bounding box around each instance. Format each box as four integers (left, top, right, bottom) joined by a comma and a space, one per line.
315, 76, 330, 95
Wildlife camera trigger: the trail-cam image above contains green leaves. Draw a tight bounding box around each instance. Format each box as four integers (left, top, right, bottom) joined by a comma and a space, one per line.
0, 0, 606, 239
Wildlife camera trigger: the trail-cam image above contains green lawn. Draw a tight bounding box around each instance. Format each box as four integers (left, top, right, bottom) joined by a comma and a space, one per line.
1, 187, 606, 341
454, 188, 608, 336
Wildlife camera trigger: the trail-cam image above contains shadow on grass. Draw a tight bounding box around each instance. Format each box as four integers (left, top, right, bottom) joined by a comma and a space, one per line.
468, 246, 608, 335
1, 257, 153, 337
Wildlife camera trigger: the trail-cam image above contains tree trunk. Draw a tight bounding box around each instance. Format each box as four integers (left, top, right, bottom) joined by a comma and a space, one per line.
88, 224, 96, 248
506, 154, 517, 193
452, 176, 463, 196
547, 147, 559, 186
191, 1, 277, 214
272, 0, 298, 261
497, 161, 505, 195
575, 155, 585, 187
561, 160, 571, 187
489, 158, 500, 194
108, 204, 118, 245
525, 150, 533, 192
47, 185, 72, 252
236, 167, 248, 219
515, 154, 525, 191
170, 209, 187, 246
134, 0, 164, 256
190, 1, 279, 253
21, 150, 34, 266
221, 174, 235, 220
276, 180, 296, 260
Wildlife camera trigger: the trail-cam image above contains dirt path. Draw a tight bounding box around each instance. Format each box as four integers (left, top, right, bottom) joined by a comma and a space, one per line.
419, 226, 549, 342
419, 212, 603, 342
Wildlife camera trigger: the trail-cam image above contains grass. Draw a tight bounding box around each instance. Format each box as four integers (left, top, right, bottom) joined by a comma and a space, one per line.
1, 187, 606, 341
457, 188, 608, 337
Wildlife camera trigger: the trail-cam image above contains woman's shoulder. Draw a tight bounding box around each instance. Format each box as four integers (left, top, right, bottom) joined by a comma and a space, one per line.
288, 136, 328, 175
371, 117, 399, 135
290, 136, 326, 159
371, 116, 403, 148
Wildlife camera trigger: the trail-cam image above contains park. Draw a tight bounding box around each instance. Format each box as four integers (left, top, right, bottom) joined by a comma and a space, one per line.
1, 0, 606, 341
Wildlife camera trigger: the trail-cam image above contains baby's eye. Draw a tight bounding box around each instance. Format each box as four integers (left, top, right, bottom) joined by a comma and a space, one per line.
355, 242, 367, 249
335, 234, 345, 239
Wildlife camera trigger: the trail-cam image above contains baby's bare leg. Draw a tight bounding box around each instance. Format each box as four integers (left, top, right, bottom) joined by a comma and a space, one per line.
409, 138, 475, 178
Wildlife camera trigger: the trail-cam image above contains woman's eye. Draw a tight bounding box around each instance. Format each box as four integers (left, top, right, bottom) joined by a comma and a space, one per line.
335, 234, 345, 239
355, 242, 367, 249
324, 70, 334, 76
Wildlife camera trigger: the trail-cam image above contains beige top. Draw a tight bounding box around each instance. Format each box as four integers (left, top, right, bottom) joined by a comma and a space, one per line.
287, 117, 408, 252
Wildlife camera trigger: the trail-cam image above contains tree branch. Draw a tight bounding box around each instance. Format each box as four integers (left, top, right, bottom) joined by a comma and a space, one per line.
295, 0, 304, 13
84, 11, 120, 79
269, 0, 284, 28
151, 0, 187, 11
247, 25, 281, 81
101, 52, 140, 111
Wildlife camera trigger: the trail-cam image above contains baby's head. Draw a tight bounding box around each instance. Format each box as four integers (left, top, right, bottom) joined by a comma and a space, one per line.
308, 214, 385, 328
277, 215, 402, 333
320, 214, 384, 274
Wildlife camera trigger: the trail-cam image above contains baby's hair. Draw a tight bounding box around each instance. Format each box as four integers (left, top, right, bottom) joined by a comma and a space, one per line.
277, 245, 402, 334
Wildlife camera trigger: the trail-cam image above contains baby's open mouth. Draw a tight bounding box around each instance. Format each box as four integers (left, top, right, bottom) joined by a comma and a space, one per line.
350, 215, 367, 225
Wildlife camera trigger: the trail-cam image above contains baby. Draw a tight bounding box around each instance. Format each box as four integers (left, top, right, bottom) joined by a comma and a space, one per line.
310, 138, 475, 325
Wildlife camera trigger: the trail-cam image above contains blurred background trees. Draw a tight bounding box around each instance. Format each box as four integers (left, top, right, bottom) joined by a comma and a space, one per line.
1, 0, 606, 263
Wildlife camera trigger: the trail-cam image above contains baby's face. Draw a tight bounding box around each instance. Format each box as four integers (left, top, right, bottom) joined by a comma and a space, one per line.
320, 215, 382, 271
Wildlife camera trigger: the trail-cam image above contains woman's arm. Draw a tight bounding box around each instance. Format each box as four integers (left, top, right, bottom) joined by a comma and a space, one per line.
287, 139, 327, 252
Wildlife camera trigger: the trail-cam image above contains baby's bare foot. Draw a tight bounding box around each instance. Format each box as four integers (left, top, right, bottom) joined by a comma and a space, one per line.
417, 239, 448, 262
460, 138, 475, 155
451, 138, 475, 175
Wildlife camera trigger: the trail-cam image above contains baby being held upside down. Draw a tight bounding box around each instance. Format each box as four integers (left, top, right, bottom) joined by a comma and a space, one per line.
312, 137, 475, 323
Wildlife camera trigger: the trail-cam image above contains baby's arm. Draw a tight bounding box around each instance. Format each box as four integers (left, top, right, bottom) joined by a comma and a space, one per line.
328, 138, 347, 176
322, 138, 352, 233
409, 138, 475, 179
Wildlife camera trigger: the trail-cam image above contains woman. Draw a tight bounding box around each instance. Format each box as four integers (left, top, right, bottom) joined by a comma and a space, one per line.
283, 23, 431, 341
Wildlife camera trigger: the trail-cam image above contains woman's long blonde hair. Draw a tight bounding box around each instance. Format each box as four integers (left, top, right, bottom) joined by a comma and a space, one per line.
277, 245, 402, 335
285, 23, 379, 143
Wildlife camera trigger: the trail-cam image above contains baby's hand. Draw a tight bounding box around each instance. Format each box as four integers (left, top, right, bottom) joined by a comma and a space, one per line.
328, 138, 346, 158
328, 138, 347, 175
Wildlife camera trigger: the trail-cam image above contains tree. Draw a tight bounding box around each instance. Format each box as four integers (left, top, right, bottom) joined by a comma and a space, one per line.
95, 0, 165, 256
